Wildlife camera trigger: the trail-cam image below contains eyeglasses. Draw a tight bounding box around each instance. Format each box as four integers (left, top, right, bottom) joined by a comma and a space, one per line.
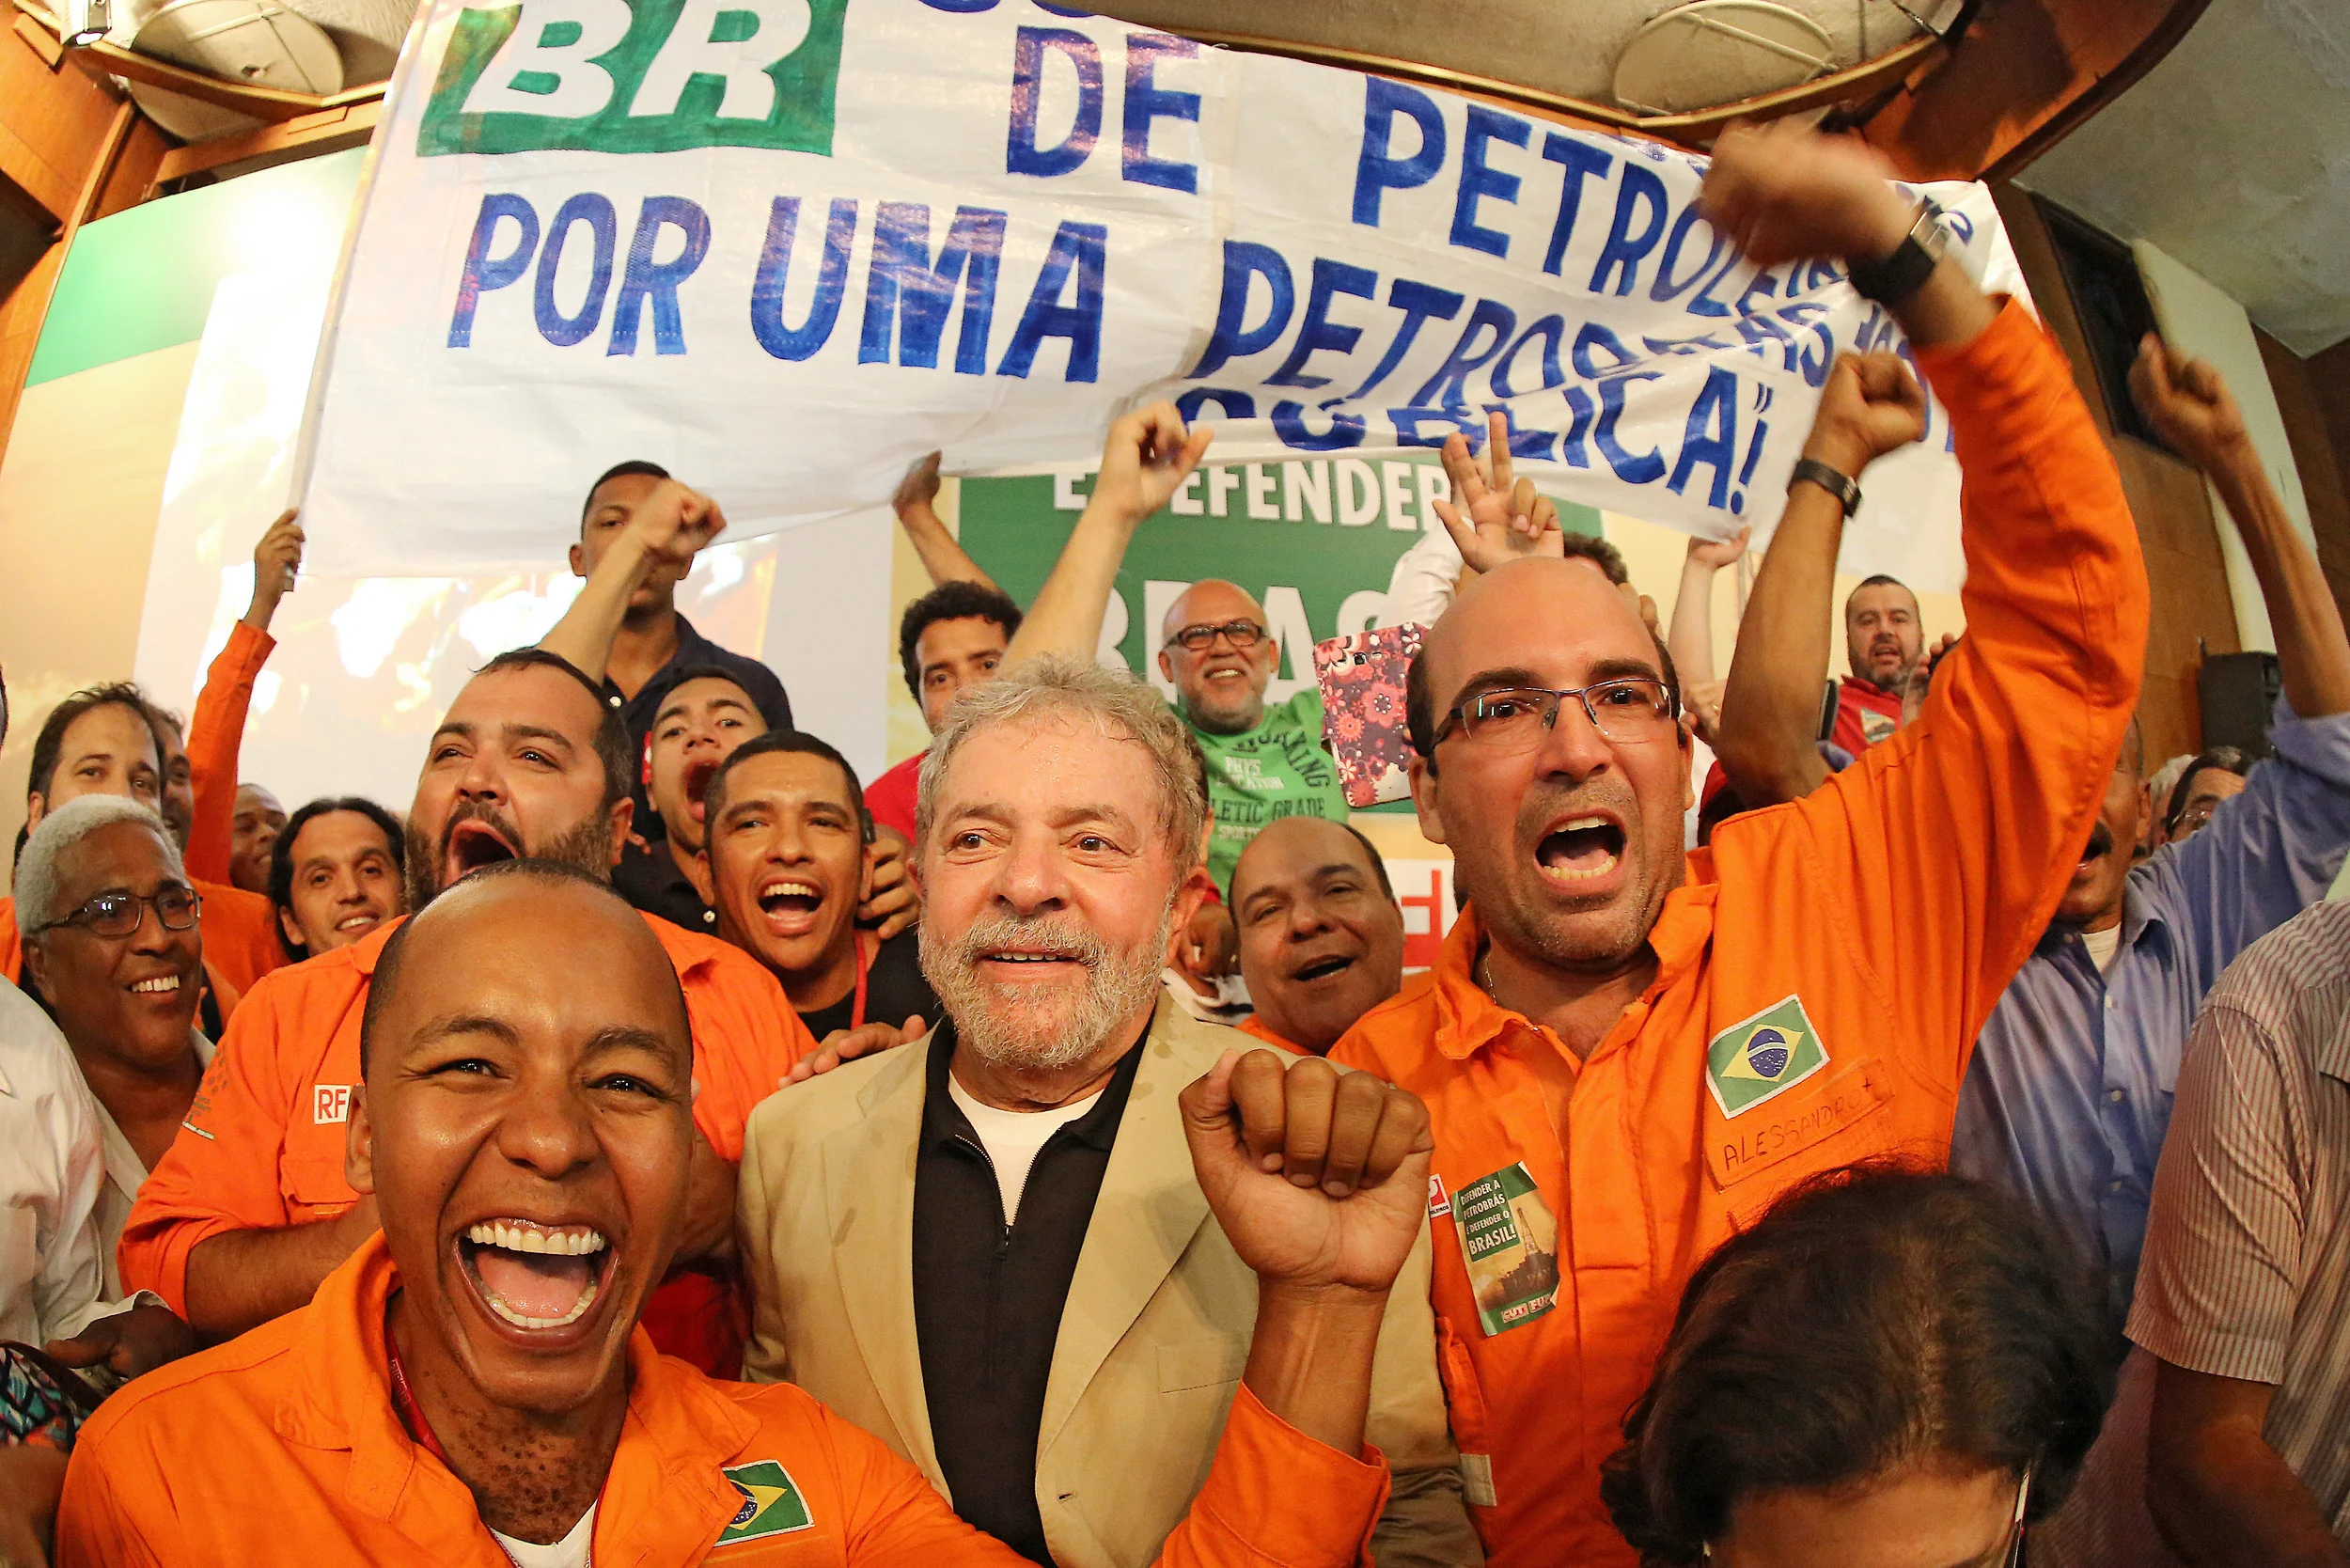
1701, 1463, 2031, 1566
1431, 680, 1677, 751
35, 886, 203, 939
2169, 799, 2221, 836
1165, 619, 1267, 653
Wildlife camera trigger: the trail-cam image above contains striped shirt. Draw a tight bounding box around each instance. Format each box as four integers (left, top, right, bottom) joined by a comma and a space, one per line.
2128, 896, 2350, 1542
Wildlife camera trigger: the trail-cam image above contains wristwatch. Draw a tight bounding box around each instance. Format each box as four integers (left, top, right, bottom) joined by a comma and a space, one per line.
1848, 202, 1947, 306
1789, 456, 1862, 517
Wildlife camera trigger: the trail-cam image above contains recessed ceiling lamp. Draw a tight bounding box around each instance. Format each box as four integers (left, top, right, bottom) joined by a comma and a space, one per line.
1613, 0, 1837, 116
123, 0, 344, 140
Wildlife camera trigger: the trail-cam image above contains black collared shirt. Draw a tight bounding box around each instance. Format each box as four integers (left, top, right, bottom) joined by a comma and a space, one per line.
912, 1024, 1144, 1565
603, 612, 793, 831
611, 835, 717, 932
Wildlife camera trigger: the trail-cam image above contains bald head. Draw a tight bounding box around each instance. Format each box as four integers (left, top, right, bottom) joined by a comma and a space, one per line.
362, 859, 687, 1080
1158, 578, 1278, 735
1405, 555, 1691, 980
347, 856, 697, 1425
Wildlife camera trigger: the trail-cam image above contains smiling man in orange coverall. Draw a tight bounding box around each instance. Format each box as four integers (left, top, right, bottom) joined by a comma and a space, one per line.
118, 648, 810, 1372
1330, 122, 2150, 1566
60, 863, 1426, 1567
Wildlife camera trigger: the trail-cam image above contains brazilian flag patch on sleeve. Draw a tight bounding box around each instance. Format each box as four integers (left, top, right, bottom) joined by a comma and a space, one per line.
715, 1460, 815, 1546
1705, 994, 1828, 1118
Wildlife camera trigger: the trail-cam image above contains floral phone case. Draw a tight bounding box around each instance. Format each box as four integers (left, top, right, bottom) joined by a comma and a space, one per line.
1314, 623, 1426, 808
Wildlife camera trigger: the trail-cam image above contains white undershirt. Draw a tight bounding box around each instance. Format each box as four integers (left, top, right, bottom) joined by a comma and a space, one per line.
946, 1074, 1104, 1225
2080, 921, 2124, 975
492, 1503, 596, 1568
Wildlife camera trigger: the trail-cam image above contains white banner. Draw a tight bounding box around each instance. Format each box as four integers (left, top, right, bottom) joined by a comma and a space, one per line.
299, 0, 2025, 587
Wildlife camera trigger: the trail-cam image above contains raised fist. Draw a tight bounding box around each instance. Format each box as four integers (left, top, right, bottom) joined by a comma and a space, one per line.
1699, 118, 1916, 269
245, 509, 306, 626
2128, 335, 2248, 473
1802, 352, 1928, 478
1183, 1049, 1432, 1301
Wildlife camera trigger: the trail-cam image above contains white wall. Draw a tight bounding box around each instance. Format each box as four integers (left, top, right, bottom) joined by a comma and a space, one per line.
2134, 240, 2316, 654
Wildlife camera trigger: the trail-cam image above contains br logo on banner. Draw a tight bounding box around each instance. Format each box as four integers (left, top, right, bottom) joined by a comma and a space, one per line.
416, 0, 848, 156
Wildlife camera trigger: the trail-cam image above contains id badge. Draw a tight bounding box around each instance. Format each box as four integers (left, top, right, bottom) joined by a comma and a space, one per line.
1449, 1162, 1560, 1336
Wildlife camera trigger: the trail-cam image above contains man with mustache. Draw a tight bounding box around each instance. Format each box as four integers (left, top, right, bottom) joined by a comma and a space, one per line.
1329, 121, 2154, 1567
1832, 574, 1923, 753
736, 657, 1477, 1567
1229, 817, 1412, 1058
118, 650, 811, 1373
60, 860, 1425, 1567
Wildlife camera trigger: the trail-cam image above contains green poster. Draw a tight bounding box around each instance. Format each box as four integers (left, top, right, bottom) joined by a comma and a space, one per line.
957, 454, 1602, 685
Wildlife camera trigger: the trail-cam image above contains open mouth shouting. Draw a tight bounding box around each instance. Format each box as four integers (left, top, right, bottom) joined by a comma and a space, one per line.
1538, 812, 1628, 887
2074, 822, 2116, 882
441, 816, 521, 886
682, 758, 720, 826
456, 1219, 616, 1336
755, 877, 825, 940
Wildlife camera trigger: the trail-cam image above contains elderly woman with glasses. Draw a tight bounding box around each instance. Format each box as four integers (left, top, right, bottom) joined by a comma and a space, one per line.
17, 795, 216, 1292
1601, 1166, 2114, 1568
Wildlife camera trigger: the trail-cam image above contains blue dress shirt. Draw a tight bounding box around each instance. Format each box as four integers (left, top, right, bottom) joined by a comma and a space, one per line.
1952, 699, 2350, 1327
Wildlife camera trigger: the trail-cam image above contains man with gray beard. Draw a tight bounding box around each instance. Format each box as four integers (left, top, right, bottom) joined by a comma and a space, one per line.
119, 649, 809, 1374
736, 656, 1479, 1568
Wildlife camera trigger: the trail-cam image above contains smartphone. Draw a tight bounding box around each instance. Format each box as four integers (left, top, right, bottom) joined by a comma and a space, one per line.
1314, 623, 1427, 808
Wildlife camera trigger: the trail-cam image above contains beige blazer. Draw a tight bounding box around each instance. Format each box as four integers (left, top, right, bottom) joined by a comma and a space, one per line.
738, 1001, 1481, 1568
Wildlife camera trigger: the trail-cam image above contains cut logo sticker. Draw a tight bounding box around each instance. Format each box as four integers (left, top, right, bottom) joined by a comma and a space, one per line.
1449, 1162, 1559, 1337
1705, 994, 1828, 1119
715, 1459, 814, 1545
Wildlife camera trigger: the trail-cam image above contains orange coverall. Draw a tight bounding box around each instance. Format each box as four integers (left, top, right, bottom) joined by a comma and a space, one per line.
118, 909, 812, 1370
1332, 301, 2149, 1567
59, 1235, 1389, 1566
181, 619, 274, 889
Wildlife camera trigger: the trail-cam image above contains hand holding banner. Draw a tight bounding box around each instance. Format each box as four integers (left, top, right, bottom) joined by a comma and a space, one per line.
299, 0, 2023, 589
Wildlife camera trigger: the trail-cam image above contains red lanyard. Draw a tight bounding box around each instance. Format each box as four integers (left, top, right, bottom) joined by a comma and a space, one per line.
384, 1311, 450, 1466
850, 931, 871, 1031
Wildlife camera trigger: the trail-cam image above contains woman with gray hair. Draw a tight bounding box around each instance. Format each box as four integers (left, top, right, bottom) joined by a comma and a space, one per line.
17, 795, 216, 1289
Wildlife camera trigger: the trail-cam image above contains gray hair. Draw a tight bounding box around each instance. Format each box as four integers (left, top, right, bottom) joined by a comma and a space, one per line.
916, 654, 1210, 875
16, 794, 184, 936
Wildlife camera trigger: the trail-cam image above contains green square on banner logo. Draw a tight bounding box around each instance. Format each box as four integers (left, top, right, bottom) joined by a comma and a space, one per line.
417, 0, 848, 157
715, 1459, 815, 1545
1704, 995, 1828, 1119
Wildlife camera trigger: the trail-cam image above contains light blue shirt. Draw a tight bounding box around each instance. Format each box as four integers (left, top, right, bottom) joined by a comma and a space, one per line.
1952, 699, 2350, 1327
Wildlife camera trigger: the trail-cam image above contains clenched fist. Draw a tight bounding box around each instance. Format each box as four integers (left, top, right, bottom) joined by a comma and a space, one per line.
1183, 1049, 1432, 1302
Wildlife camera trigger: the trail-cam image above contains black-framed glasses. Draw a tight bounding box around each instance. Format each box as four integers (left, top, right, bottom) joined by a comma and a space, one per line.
1165, 619, 1267, 653
35, 886, 202, 939
1431, 680, 1677, 751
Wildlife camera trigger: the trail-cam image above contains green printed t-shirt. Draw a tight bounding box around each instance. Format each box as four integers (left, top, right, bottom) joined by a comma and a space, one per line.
1192, 688, 1351, 895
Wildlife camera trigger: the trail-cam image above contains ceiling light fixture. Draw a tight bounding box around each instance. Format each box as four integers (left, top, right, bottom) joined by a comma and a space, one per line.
60, 0, 111, 46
